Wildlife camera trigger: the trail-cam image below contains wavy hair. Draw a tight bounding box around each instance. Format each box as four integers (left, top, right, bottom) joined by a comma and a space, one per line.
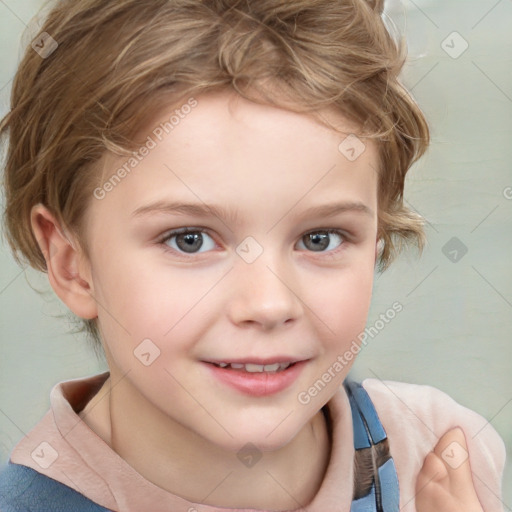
1, 0, 429, 347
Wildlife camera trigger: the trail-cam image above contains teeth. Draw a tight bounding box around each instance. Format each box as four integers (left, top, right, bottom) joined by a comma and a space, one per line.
215, 362, 293, 372
245, 363, 265, 372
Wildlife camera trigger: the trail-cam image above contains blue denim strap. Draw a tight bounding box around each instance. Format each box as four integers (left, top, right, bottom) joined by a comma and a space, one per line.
0, 461, 112, 511
344, 380, 400, 512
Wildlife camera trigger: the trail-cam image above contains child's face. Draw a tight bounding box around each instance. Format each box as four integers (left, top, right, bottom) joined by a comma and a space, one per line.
83, 89, 379, 450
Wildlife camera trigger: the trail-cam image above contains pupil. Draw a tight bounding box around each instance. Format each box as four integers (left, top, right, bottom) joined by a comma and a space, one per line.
308, 232, 328, 251
178, 232, 203, 253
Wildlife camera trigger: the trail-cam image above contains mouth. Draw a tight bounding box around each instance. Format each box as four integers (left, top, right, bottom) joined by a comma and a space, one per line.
202, 359, 308, 396
207, 361, 297, 373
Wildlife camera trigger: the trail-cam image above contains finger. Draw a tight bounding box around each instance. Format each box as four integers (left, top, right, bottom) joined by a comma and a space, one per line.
416, 451, 448, 491
434, 427, 474, 491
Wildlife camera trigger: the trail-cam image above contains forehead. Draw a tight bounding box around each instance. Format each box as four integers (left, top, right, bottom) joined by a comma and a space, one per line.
92, 90, 379, 227
149, 89, 364, 152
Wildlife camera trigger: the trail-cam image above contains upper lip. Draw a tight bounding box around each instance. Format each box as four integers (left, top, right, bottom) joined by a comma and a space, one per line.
203, 357, 307, 365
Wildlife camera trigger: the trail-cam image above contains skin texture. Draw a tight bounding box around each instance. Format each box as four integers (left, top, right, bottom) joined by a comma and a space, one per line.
416, 427, 484, 512
30, 90, 484, 510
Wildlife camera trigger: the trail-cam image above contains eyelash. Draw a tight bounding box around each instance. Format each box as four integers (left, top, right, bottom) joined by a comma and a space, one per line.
158, 227, 349, 258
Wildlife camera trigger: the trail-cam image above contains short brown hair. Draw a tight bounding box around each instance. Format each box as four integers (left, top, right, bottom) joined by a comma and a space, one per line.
1, 0, 429, 349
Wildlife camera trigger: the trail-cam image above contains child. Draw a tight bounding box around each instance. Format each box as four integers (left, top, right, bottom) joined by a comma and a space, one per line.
0, 0, 506, 510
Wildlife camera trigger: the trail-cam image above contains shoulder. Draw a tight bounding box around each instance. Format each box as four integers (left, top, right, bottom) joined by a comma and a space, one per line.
361, 378, 464, 425
361, 378, 505, 453
0, 462, 111, 512
359, 378, 506, 510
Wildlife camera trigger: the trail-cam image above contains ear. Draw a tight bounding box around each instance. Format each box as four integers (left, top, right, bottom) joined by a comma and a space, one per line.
375, 236, 383, 265
30, 204, 98, 320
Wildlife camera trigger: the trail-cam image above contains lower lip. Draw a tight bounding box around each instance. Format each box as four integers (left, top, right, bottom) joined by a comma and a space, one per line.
204, 361, 307, 397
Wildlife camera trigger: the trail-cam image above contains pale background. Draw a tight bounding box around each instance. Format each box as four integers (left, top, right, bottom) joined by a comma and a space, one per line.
0, 0, 511, 506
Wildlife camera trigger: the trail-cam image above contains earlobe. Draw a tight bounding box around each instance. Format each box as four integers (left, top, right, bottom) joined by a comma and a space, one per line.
30, 204, 98, 320
375, 237, 382, 264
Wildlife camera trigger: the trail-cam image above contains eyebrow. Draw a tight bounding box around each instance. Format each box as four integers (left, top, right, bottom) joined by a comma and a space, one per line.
131, 200, 374, 224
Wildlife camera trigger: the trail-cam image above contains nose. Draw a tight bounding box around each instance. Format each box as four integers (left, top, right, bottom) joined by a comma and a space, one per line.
227, 254, 303, 330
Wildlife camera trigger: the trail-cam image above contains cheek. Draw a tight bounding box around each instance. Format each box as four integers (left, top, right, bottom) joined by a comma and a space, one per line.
92, 254, 213, 350
315, 261, 375, 347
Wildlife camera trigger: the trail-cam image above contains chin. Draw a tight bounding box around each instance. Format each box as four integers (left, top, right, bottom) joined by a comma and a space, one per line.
217, 416, 307, 454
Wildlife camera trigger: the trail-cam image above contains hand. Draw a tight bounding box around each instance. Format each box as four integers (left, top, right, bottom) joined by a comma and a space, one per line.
415, 427, 484, 512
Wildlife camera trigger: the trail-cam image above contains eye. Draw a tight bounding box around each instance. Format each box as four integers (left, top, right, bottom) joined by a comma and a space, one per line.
161, 228, 216, 254
297, 230, 345, 253
159, 227, 346, 257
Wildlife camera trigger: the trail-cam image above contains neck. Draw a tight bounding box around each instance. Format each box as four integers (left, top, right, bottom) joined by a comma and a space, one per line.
84, 370, 332, 510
